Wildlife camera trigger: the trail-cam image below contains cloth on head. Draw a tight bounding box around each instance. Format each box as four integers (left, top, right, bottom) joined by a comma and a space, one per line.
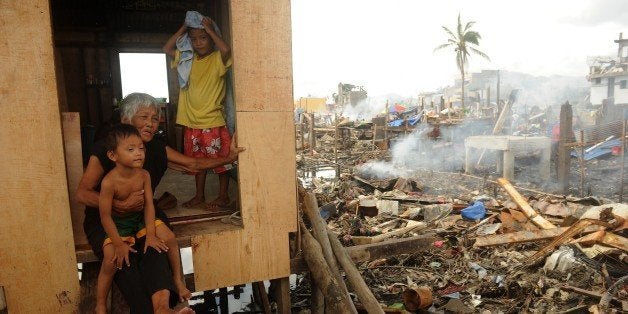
175, 11, 223, 88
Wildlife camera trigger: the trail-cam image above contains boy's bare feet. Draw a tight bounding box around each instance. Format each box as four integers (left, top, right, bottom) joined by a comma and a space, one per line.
205, 197, 231, 211
175, 280, 192, 302
182, 196, 204, 208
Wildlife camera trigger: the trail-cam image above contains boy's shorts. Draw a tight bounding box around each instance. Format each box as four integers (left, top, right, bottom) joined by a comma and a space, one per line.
103, 212, 164, 247
183, 126, 232, 174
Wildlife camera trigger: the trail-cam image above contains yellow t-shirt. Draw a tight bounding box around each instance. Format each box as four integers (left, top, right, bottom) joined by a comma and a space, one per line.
173, 50, 233, 129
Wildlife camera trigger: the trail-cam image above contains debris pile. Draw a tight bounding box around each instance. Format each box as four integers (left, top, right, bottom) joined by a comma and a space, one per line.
294, 162, 627, 313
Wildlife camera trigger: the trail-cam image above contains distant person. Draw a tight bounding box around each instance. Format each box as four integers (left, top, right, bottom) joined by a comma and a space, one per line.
163, 11, 234, 211
95, 124, 191, 314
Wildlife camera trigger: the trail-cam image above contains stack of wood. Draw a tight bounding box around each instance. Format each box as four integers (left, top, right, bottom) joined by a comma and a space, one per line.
299, 190, 385, 313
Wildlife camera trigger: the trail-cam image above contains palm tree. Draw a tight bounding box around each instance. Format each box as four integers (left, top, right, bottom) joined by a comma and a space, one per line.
434, 14, 490, 110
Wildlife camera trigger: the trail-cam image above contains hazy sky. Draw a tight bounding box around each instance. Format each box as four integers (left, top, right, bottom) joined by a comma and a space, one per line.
291, 0, 628, 99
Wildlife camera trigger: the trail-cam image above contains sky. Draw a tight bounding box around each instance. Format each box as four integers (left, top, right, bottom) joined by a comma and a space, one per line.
290, 0, 628, 99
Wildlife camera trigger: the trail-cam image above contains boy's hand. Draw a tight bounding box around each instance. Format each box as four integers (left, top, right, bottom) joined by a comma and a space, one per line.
112, 242, 137, 269
144, 235, 169, 254
201, 17, 214, 31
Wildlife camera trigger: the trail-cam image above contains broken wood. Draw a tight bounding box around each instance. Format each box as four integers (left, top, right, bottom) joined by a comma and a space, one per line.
497, 178, 556, 230
351, 220, 426, 245
474, 227, 570, 247
327, 229, 385, 314
525, 219, 609, 265
299, 221, 356, 314
559, 285, 624, 307
572, 230, 628, 252
291, 235, 436, 273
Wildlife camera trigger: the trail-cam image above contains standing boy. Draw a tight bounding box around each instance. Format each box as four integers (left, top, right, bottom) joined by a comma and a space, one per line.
163, 12, 234, 210
96, 124, 191, 314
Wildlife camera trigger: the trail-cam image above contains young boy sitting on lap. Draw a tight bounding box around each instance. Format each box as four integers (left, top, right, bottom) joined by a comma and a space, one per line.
96, 124, 191, 314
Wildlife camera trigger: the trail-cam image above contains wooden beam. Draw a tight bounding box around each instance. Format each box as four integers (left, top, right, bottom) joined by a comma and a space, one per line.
497, 178, 556, 230
291, 235, 436, 273
0, 1, 80, 311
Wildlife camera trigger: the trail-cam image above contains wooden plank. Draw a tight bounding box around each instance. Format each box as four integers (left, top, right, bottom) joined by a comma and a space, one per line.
497, 178, 556, 229
62, 112, 87, 246
236, 112, 297, 233
0, 1, 80, 312
231, 0, 293, 112
192, 230, 291, 291
474, 227, 570, 247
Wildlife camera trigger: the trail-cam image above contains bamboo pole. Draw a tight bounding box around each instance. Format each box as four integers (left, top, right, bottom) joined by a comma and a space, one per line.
302, 193, 356, 313
300, 221, 355, 314
327, 229, 385, 314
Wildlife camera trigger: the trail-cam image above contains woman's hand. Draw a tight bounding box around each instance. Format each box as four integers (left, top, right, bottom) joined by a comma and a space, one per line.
112, 190, 145, 212
144, 235, 169, 254
112, 242, 137, 269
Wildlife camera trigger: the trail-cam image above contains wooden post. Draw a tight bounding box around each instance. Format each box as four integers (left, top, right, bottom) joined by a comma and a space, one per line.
384, 101, 389, 149
308, 113, 315, 154
302, 194, 355, 313
620, 120, 626, 203
558, 102, 573, 194
270, 278, 291, 314
300, 221, 356, 314
579, 130, 585, 197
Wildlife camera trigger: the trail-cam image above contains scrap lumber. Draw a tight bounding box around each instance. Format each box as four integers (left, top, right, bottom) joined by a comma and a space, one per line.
497, 178, 556, 230
560, 285, 624, 307
351, 220, 426, 245
302, 193, 355, 313
327, 229, 385, 314
474, 227, 570, 247
525, 219, 609, 265
572, 230, 628, 252
300, 221, 355, 314
290, 235, 436, 273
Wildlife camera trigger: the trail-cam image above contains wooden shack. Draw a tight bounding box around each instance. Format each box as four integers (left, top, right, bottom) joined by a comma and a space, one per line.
0, 0, 296, 312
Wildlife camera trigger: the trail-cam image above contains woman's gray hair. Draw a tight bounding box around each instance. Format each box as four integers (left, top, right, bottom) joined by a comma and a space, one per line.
119, 93, 161, 120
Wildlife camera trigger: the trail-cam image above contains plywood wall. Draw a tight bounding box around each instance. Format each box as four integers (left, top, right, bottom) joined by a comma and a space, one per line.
192, 0, 297, 290
0, 1, 80, 312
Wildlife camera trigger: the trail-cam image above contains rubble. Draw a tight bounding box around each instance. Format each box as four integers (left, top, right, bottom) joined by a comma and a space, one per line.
293, 115, 627, 312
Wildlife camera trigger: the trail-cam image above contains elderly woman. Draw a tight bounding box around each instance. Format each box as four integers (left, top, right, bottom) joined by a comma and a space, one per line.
76, 93, 243, 313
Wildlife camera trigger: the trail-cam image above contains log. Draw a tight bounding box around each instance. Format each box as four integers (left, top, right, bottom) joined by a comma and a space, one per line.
311, 280, 324, 314
291, 235, 436, 273
351, 220, 426, 245
300, 221, 355, 314
327, 229, 385, 314
497, 178, 556, 230
302, 193, 356, 313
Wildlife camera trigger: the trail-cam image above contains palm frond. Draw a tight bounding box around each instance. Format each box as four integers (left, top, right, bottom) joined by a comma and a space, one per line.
434, 43, 454, 52
469, 46, 490, 61
441, 26, 457, 41
464, 21, 476, 32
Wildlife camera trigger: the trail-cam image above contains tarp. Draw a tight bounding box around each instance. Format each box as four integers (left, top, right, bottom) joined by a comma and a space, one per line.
571, 138, 622, 160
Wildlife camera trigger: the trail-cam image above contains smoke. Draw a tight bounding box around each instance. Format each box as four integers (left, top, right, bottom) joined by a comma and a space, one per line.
341, 98, 385, 121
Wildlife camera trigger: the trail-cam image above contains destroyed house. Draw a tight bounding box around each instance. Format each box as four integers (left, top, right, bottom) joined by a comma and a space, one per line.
588, 33, 628, 110
0, 0, 296, 312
